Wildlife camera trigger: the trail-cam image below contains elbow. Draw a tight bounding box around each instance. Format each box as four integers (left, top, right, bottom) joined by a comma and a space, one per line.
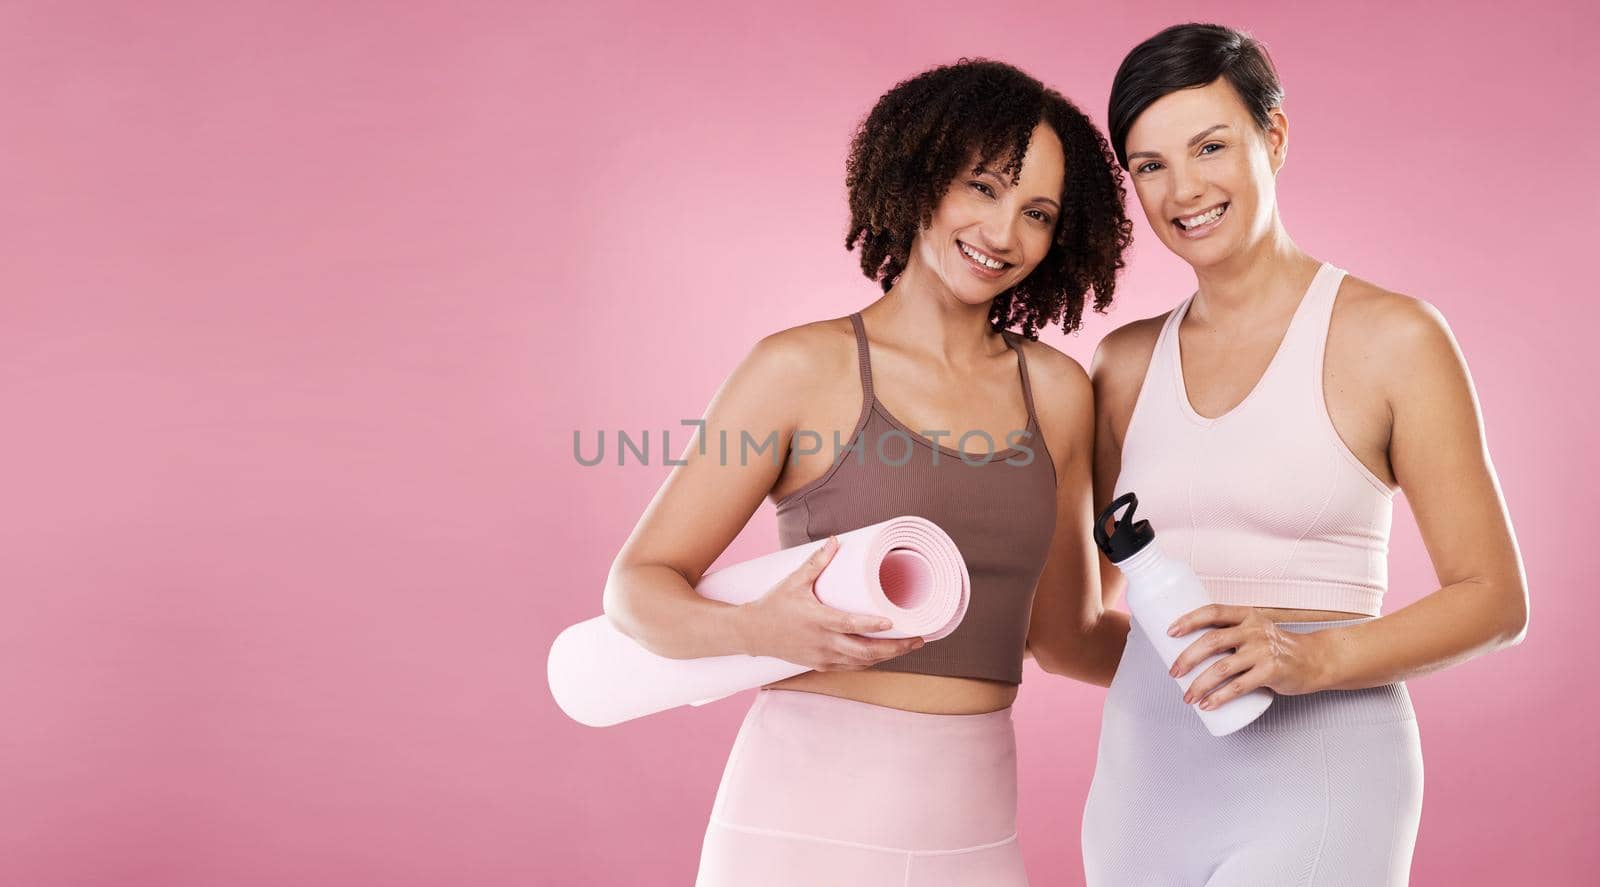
1023, 631, 1069, 676
1026, 620, 1096, 679
1499, 595, 1529, 648
1024, 573, 1128, 681
1028, 643, 1070, 677
1484, 573, 1529, 649
600, 570, 642, 642
602, 562, 708, 659
1037, 653, 1080, 680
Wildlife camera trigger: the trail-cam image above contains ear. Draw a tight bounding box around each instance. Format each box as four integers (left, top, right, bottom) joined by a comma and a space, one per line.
1265, 106, 1289, 175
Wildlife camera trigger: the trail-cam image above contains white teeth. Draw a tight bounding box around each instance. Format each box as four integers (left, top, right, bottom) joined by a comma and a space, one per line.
960, 242, 1005, 269
1179, 205, 1225, 229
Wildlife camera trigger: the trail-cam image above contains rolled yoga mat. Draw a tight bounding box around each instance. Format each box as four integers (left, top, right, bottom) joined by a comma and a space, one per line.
547, 516, 971, 727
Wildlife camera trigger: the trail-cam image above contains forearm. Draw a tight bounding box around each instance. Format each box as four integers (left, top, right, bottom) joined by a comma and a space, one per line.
1313, 577, 1528, 691
1072, 608, 1131, 687
1035, 608, 1131, 688
602, 564, 750, 659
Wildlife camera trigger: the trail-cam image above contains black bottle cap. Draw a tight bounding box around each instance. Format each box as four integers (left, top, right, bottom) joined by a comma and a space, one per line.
1093, 492, 1155, 564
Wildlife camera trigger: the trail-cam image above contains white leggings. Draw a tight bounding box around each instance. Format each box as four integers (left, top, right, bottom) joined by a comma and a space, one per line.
1082, 618, 1423, 886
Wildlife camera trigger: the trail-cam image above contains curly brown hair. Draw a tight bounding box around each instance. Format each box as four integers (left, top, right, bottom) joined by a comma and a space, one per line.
845, 59, 1133, 339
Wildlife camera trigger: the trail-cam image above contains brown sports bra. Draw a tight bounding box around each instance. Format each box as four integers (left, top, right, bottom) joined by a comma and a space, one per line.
772, 312, 1058, 684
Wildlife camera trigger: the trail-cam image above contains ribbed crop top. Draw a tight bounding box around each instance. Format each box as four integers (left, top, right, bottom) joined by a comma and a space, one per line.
773, 312, 1058, 684
1114, 262, 1395, 616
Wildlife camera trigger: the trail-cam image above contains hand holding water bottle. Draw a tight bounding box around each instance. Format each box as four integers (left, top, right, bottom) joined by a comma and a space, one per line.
1094, 492, 1275, 736
1164, 603, 1336, 708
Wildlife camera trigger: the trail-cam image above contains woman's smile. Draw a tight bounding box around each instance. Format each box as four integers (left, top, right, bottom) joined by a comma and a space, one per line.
957, 239, 1012, 279
1172, 201, 1228, 239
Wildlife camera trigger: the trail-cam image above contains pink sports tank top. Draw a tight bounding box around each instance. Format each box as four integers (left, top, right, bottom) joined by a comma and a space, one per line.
773, 312, 1058, 684
1114, 262, 1395, 616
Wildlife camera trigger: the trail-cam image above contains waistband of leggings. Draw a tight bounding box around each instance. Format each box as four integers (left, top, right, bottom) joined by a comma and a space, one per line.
755, 688, 1014, 728
705, 818, 1020, 859
1114, 617, 1416, 732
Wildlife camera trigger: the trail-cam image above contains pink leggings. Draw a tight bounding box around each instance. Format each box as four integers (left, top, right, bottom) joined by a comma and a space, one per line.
695, 688, 1029, 886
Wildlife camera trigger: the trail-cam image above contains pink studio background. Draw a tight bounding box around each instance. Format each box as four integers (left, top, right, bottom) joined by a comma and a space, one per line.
2, 0, 1594, 884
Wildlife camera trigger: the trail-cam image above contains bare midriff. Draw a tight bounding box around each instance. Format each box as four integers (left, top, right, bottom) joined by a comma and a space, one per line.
753, 607, 1365, 715
1255, 606, 1369, 623
763, 670, 1018, 715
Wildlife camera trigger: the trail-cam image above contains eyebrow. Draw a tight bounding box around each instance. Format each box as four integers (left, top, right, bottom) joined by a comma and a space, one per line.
1126, 124, 1232, 162
973, 165, 1062, 212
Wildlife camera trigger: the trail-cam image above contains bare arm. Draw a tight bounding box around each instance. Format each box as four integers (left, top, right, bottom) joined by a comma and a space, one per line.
1173, 297, 1530, 703
1088, 324, 1149, 612
1077, 313, 1167, 616
601, 327, 923, 669
1307, 298, 1528, 689
1023, 344, 1129, 687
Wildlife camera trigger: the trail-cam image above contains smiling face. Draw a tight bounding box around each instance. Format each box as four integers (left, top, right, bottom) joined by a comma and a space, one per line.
908, 121, 1065, 306
1123, 78, 1287, 270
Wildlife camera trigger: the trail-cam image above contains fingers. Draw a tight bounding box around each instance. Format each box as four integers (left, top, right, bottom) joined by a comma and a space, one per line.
786, 536, 930, 671
1169, 628, 1242, 679
793, 536, 839, 586
1198, 669, 1268, 710
825, 609, 894, 635
1182, 653, 1254, 705
1167, 604, 1248, 638
784, 537, 840, 593
828, 634, 924, 669
807, 606, 918, 671
779, 537, 843, 609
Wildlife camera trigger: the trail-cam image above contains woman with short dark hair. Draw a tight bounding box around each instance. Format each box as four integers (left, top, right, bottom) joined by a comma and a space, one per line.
1081, 22, 1528, 886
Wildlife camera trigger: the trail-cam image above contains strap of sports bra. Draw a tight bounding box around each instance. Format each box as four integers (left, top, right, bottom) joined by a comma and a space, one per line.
848, 312, 875, 399
1001, 329, 1040, 427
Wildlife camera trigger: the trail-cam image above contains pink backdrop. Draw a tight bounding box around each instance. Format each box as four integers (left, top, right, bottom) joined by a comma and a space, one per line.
2, 0, 1594, 884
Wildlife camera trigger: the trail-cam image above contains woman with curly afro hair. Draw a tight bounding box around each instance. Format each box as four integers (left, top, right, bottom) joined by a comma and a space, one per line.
603, 58, 1133, 885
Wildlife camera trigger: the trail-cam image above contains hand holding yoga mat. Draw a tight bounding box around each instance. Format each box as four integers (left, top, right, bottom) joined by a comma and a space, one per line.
547, 516, 971, 727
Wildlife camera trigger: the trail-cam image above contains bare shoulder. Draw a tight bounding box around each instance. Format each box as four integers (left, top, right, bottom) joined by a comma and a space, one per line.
706, 316, 859, 429
1333, 274, 1460, 368
731, 316, 860, 398
1012, 335, 1091, 407
1091, 313, 1167, 379
1082, 311, 1171, 453
746, 316, 854, 373
1008, 335, 1091, 476
1089, 311, 1171, 416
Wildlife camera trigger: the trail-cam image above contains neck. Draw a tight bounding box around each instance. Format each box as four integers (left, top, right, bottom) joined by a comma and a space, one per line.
870, 257, 1004, 366
1188, 217, 1320, 325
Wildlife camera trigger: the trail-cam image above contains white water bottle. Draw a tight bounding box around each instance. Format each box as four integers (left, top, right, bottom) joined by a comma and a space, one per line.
1095, 492, 1273, 736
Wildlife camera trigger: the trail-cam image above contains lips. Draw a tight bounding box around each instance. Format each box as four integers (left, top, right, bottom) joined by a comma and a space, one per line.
957, 240, 1011, 277
1172, 202, 1229, 239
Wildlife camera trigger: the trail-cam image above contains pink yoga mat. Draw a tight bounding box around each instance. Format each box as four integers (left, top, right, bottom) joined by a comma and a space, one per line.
547, 516, 971, 727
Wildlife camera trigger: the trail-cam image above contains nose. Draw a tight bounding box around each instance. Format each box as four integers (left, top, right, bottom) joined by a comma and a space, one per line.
976, 205, 1020, 258
1170, 157, 1206, 206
